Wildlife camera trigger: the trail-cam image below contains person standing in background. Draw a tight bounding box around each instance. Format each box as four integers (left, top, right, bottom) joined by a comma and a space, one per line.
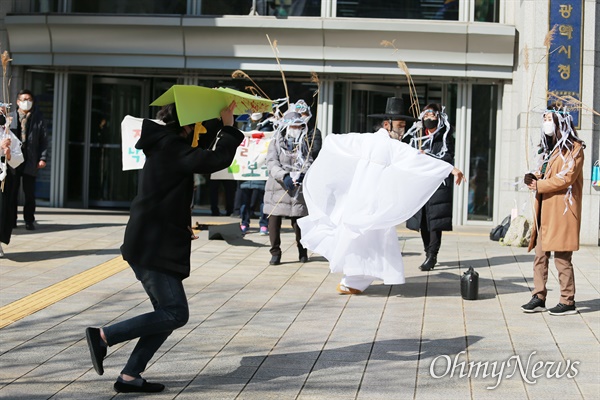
263, 110, 313, 265
403, 103, 464, 271
8, 89, 48, 230
521, 104, 585, 316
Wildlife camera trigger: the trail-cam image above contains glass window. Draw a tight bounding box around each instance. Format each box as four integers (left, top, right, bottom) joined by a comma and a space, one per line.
467, 85, 497, 221
337, 0, 458, 20
32, 0, 59, 12
203, 0, 321, 16
70, 0, 186, 14
474, 0, 499, 22
65, 74, 87, 205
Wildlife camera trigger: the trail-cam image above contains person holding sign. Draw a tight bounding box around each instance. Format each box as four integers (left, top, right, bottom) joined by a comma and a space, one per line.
85, 101, 244, 393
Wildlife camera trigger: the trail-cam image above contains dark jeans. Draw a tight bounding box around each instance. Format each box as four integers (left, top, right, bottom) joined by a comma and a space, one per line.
10, 169, 36, 225
420, 209, 442, 256
268, 215, 306, 258
240, 188, 267, 228
102, 264, 189, 378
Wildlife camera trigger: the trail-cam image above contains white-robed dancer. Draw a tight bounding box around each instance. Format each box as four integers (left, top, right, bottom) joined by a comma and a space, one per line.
297, 128, 464, 294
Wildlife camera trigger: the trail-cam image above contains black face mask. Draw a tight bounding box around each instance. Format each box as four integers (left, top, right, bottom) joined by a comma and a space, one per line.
0, 114, 5, 126
423, 119, 438, 129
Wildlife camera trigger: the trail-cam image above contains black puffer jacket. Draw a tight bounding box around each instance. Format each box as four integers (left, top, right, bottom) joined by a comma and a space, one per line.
405, 126, 455, 232
120, 120, 243, 279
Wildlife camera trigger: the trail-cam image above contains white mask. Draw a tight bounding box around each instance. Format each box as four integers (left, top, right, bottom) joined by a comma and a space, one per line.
542, 121, 555, 136
287, 127, 302, 140
19, 100, 33, 111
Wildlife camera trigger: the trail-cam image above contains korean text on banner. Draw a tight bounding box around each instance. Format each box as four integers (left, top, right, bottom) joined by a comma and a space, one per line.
121, 115, 146, 171
211, 131, 272, 180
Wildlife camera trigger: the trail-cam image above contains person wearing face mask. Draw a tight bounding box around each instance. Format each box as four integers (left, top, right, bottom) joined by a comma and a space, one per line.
8, 89, 48, 230
520, 103, 585, 316
368, 97, 418, 142
263, 110, 313, 265
403, 103, 465, 272
294, 99, 322, 159
85, 101, 244, 393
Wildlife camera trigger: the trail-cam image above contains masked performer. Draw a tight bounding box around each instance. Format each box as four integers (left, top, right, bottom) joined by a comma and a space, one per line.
520, 104, 585, 316
298, 126, 463, 294
404, 103, 461, 271
263, 109, 313, 265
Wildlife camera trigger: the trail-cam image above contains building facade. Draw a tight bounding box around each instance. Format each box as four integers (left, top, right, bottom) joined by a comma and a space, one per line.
0, 0, 598, 244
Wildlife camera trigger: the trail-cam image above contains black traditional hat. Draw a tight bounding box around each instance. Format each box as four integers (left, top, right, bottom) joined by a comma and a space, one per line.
368, 97, 418, 122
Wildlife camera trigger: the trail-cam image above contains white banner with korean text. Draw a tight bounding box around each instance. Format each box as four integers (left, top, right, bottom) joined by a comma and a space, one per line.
211, 131, 272, 180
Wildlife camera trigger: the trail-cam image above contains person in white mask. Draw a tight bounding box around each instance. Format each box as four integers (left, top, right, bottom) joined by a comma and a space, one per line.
520, 103, 586, 316
8, 90, 48, 230
263, 110, 313, 265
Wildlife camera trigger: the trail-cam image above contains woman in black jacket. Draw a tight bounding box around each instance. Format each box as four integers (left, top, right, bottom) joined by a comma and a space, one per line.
405, 103, 464, 271
85, 101, 244, 393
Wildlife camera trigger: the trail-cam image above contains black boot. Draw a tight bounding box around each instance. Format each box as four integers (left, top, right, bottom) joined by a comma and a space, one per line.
419, 254, 437, 271
299, 249, 308, 263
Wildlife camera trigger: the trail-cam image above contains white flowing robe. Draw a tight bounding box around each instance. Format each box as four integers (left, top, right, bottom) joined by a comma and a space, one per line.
297, 129, 453, 284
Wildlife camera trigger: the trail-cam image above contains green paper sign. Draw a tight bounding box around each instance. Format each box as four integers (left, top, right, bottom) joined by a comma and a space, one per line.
150, 85, 273, 126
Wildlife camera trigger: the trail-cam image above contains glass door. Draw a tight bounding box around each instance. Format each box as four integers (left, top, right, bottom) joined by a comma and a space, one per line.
349, 84, 398, 133
89, 77, 147, 207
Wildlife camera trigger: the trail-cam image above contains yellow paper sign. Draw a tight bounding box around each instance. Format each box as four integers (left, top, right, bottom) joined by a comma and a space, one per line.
150, 85, 273, 126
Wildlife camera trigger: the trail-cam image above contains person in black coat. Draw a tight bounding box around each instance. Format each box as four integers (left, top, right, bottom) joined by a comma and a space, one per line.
85, 101, 244, 394
404, 103, 464, 271
8, 90, 48, 230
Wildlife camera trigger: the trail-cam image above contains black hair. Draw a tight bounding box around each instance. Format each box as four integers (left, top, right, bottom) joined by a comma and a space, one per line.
155, 103, 183, 133
17, 89, 35, 102
422, 103, 441, 118
543, 102, 585, 151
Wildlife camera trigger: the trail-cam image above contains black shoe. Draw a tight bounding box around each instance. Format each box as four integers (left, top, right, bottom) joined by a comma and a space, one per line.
269, 255, 281, 265
419, 254, 437, 271
85, 327, 107, 375
25, 222, 35, 231
547, 302, 577, 316
521, 295, 546, 313
299, 256, 309, 263
114, 376, 165, 393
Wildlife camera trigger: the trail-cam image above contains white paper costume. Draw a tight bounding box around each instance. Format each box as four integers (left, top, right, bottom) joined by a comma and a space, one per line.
297, 129, 453, 288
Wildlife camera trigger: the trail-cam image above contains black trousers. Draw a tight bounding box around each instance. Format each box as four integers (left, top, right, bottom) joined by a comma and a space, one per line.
209, 179, 236, 216
10, 169, 37, 225
268, 215, 306, 258
0, 169, 16, 244
420, 208, 442, 256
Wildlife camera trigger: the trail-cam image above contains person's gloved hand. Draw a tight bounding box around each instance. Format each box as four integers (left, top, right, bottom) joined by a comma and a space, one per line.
283, 175, 295, 191
296, 173, 305, 184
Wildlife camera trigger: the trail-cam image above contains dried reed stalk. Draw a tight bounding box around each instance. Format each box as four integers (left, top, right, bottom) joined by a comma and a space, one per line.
231, 69, 271, 100
266, 34, 289, 103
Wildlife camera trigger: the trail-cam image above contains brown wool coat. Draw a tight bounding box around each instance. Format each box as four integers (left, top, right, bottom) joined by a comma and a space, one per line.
528, 142, 584, 252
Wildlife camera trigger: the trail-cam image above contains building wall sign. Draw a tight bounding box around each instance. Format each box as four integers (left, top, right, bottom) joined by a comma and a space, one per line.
547, 0, 583, 127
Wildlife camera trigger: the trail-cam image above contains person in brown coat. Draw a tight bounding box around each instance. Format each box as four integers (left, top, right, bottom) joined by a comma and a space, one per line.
521, 104, 585, 316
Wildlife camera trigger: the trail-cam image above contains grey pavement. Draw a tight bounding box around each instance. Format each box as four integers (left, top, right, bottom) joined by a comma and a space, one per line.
0, 207, 598, 399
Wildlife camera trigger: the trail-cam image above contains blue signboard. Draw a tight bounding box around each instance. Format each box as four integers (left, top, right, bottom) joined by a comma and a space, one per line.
547, 0, 583, 127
